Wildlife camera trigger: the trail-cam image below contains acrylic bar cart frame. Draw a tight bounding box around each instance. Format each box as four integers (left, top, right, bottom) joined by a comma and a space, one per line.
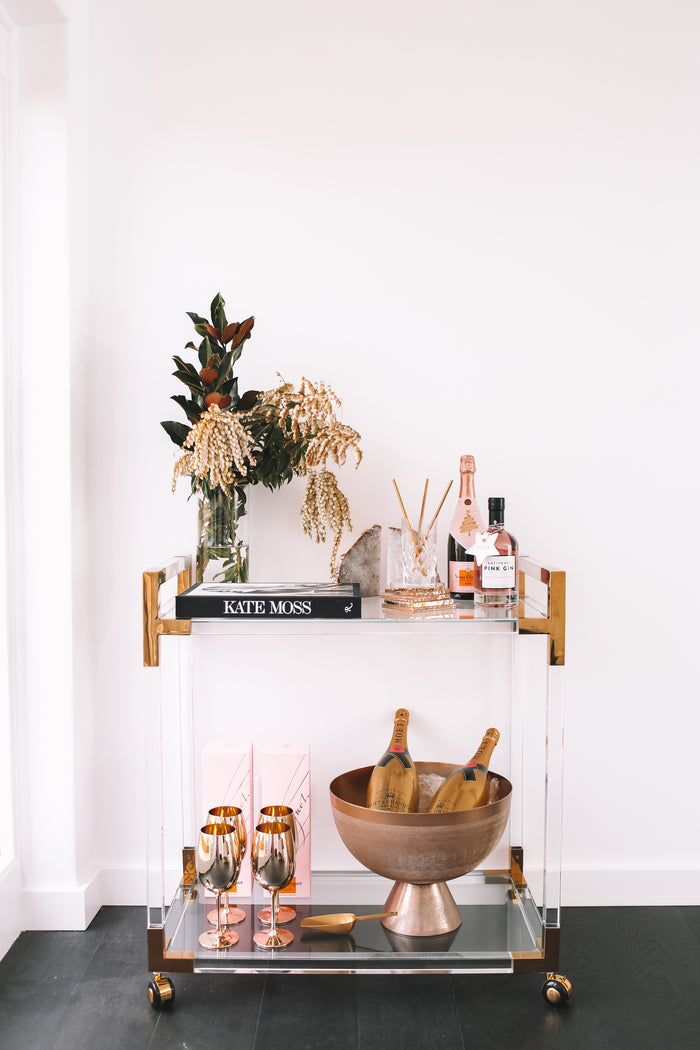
142, 555, 567, 1004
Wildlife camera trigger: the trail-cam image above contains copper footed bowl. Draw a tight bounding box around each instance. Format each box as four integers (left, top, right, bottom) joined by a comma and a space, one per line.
330, 762, 512, 937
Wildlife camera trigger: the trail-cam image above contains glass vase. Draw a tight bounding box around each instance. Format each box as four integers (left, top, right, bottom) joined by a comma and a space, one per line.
196, 487, 250, 584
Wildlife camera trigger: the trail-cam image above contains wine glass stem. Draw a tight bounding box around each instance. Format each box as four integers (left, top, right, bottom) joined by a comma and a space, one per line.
269, 889, 279, 941
216, 891, 223, 943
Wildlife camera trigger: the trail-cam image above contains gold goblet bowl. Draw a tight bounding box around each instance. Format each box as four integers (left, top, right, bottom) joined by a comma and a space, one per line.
257, 805, 298, 925
196, 822, 241, 950
207, 806, 247, 927
330, 762, 512, 937
251, 821, 296, 950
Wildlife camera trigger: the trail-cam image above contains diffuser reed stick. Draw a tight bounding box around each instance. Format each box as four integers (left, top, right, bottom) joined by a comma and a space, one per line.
422, 480, 453, 540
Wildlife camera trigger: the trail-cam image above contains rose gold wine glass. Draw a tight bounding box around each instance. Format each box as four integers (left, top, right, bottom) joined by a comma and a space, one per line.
196, 822, 241, 950
207, 806, 247, 927
251, 821, 296, 949
257, 805, 298, 925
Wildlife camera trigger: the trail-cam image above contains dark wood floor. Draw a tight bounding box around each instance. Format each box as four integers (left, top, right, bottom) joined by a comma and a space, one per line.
0, 906, 698, 1049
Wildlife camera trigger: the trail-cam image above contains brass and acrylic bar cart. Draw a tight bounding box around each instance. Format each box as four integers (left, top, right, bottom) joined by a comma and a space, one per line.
142, 555, 570, 1008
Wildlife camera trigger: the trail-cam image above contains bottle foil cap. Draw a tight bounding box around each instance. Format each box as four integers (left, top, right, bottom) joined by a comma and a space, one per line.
460, 455, 476, 473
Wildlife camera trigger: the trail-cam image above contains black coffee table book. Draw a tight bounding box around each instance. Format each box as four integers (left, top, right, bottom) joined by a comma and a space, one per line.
175, 581, 362, 620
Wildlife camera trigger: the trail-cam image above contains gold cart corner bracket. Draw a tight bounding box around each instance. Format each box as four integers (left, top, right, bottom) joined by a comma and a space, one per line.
147, 927, 195, 974
518, 556, 566, 667
143, 557, 192, 668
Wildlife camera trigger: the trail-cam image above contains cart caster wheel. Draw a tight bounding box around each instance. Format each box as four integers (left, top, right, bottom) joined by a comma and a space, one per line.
542, 973, 572, 1005
148, 973, 175, 1010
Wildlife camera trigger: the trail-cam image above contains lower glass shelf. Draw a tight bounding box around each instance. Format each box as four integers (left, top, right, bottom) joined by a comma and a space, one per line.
154, 873, 546, 975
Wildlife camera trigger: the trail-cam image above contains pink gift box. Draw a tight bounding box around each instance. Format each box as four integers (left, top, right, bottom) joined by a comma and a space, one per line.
202, 740, 254, 897
260, 742, 311, 899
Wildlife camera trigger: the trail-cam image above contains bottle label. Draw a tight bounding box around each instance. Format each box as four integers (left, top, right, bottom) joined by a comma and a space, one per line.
448, 561, 475, 592
378, 750, 413, 769
481, 556, 516, 588
461, 762, 487, 781
448, 501, 483, 547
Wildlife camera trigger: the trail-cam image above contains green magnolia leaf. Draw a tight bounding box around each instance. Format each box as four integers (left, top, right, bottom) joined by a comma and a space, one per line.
211, 293, 227, 334
198, 341, 209, 367
193, 323, 211, 338
172, 355, 199, 377
186, 311, 209, 326
220, 376, 239, 400
217, 349, 234, 382
170, 394, 201, 423
200, 334, 219, 363
172, 368, 204, 393
161, 419, 191, 447
215, 560, 250, 584
229, 343, 245, 368
206, 547, 234, 559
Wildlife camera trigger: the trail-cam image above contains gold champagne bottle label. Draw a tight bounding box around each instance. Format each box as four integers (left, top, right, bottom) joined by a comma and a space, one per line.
366, 708, 419, 812
427, 728, 500, 814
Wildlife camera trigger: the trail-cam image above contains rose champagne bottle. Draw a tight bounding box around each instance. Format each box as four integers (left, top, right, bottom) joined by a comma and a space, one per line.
365, 708, 419, 812
427, 728, 500, 813
446, 455, 484, 601
473, 497, 519, 608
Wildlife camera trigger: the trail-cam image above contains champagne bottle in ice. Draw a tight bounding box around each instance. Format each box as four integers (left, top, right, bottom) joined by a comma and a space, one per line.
427, 728, 500, 813
366, 708, 419, 812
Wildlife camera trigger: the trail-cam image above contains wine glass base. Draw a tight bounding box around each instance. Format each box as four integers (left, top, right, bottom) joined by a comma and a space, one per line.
254, 928, 294, 949
207, 906, 246, 927
258, 905, 296, 926
198, 928, 240, 950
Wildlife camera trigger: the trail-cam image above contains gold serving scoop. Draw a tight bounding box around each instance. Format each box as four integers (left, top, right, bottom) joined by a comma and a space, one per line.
300, 911, 397, 935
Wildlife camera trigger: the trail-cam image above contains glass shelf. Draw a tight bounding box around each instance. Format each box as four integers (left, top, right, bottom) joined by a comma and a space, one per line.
158, 592, 540, 635
143, 554, 559, 665
188, 597, 522, 635
160, 872, 544, 975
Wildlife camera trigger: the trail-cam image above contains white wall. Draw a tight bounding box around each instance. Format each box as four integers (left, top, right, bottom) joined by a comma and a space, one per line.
6, 0, 699, 941
1, 0, 101, 942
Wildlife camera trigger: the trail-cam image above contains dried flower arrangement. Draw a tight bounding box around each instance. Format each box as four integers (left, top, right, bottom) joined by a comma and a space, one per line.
162, 293, 362, 578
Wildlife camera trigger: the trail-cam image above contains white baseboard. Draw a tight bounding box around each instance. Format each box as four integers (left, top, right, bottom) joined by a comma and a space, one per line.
19, 868, 103, 932
561, 866, 700, 906
98, 866, 146, 906
17, 867, 147, 933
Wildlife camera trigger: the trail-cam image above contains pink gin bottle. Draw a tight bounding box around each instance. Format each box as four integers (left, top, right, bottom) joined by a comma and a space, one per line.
474, 497, 519, 608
